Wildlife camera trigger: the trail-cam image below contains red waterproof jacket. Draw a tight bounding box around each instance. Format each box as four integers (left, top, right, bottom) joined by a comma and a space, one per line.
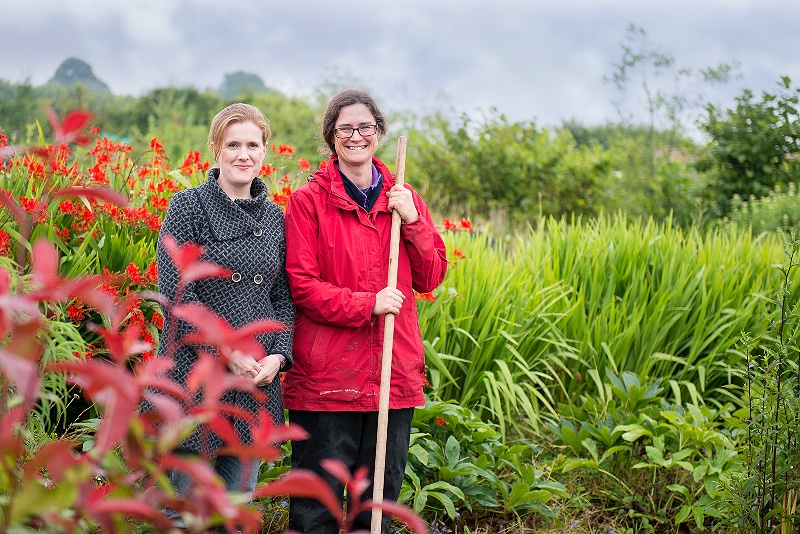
282, 156, 448, 411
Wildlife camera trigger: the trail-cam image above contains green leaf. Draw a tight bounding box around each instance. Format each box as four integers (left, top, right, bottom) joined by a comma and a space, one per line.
413, 490, 428, 513
428, 491, 457, 519
445, 435, 460, 468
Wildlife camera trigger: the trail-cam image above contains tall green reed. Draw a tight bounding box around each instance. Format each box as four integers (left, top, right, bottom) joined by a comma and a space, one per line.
421, 215, 797, 436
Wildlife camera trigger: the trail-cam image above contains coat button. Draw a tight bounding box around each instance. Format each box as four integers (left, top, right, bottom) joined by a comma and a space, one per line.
253, 274, 263, 284
253, 227, 263, 237
231, 272, 242, 282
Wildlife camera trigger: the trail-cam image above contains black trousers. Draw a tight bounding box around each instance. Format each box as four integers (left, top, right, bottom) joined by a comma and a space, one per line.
288, 409, 414, 534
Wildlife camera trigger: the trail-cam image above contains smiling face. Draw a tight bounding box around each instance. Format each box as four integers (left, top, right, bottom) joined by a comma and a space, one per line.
212, 120, 267, 199
333, 103, 380, 174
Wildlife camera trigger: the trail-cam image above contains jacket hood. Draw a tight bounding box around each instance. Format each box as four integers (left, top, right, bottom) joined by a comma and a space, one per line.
309, 156, 394, 212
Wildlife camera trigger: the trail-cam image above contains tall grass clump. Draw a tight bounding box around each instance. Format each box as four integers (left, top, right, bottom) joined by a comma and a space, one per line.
519, 214, 794, 410
419, 231, 578, 439
421, 215, 800, 436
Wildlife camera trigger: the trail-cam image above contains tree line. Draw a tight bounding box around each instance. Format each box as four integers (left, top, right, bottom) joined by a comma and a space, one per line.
2, 67, 799, 232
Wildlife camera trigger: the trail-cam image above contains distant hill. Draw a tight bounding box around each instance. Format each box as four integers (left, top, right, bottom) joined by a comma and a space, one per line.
219, 71, 275, 99
49, 58, 111, 93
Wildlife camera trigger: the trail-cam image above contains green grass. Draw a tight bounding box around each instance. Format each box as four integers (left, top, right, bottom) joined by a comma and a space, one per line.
421, 215, 798, 433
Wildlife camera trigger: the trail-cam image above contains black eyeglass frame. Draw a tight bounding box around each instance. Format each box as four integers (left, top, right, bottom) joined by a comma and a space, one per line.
333, 124, 378, 139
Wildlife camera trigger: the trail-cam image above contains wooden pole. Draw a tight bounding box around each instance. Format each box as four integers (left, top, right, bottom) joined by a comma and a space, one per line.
371, 136, 407, 533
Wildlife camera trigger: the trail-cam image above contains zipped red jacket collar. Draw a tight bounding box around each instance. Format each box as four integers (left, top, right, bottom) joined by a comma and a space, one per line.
310, 156, 393, 213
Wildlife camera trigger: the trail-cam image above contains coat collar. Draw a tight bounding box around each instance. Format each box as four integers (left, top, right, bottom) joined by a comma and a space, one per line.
195, 168, 270, 241
316, 156, 393, 213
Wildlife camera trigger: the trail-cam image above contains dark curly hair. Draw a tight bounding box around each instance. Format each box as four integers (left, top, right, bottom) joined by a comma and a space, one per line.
321, 90, 387, 156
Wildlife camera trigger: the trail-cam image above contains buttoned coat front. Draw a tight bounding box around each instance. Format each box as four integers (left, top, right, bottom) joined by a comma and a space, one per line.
156, 169, 294, 455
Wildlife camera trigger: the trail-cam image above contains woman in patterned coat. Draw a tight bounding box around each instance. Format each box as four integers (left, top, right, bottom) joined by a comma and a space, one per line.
156, 103, 294, 498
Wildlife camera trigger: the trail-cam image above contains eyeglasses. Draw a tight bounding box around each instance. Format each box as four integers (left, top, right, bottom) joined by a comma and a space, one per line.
334, 125, 378, 138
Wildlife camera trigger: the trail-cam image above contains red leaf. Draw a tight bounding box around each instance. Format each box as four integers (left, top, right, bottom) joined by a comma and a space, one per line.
186, 350, 223, 395
219, 413, 309, 462
253, 469, 343, 523
0, 189, 26, 222
30, 239, 59, 287
44, 105, 62, 140
361, 499, 429, 534
0, 406, 27, 457
51, 186, 129, 208
89, 323, 152, 365
44, 105, 93, 146
161, 234, 203, 270
182, 262, 232, 284
161, 235, 231, 284
69, 280, 117, 317
23, 439, 81, 483
0, 349, 41, 405
60, 110, 93, 137
52, 360, 141, 455
235, 318, 287, 339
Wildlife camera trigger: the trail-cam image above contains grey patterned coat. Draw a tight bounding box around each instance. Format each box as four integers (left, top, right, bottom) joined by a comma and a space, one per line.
156, 168, 293, 456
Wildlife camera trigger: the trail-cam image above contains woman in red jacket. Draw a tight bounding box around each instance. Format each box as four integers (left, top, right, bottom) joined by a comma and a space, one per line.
283, 90, 447, 533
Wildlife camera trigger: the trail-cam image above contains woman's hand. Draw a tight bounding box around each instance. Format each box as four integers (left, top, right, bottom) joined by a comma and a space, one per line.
227, 349, 262, 378
372, 287, 405, 315
254, 354, 284, 386
386, 184, 419, 224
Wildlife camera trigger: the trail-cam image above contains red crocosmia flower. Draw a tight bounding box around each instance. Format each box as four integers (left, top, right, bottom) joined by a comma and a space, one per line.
319, 160, 328, 169
441, 219, 457, 232
260, 164, 275, 176
272, 185, 293, 208
144, 261, 158, 284
151, 312, 164, 330
66, 302, 86, 323
125, 263, 146, 285
414, 291, 436, 303
0, 230, 11, 256
298, 158, 311, 172
276, 144, 295, 156
19, 196, 48, 223
149, 138, 165, 157
453, 249, 466, 259
435, 417, 447, 427
459, 218, 473, 232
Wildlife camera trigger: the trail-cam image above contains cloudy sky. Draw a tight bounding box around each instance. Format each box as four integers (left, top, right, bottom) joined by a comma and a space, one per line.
2, 0, 798, 129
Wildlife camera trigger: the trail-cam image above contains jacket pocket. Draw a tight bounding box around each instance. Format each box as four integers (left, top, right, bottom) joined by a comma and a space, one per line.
308, 323, 331, 373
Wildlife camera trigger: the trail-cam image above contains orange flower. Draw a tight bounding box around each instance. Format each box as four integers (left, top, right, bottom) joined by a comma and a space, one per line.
298, 158, 311, 172
453, 249, 465, 259
151, 311, 164, 330
0, 230, 11, 257
441, 219, 457, 232
66, 302, 86, 323
149, 137, 165, 157
144, 261, 158, 284
435, 417, 447, 427
261, 164, 275, 176
126, 262, 145, 285
414, 291, 436, 302
459, 218, 473, 232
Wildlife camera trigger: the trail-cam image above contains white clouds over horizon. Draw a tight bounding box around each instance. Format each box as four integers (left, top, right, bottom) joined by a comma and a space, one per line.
2, 0, 798, 128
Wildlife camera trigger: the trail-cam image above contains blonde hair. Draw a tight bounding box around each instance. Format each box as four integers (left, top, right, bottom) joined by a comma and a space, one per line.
208, 103, 272, 160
